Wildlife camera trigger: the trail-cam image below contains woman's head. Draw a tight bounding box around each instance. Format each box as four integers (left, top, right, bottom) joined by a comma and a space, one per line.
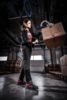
21, 19, 31, 30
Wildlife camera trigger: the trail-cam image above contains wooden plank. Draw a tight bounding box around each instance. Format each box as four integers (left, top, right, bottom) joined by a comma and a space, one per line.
49, 71, 67, 81
49, 71, 62, 75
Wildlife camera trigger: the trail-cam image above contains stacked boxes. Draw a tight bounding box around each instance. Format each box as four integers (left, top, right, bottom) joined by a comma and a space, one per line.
60, 55, 67, 76
6, 60, 21, 73
41, 22, 66, 49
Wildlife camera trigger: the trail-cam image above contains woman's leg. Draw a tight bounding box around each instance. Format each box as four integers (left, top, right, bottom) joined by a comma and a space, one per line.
25, 47, 38, 89
18, 46, 38, 89
18, 46, 27, 82
24, 46, 32, 82
18, 48, 26, 84
18, 46, 32, 83
19, 67, 25, 81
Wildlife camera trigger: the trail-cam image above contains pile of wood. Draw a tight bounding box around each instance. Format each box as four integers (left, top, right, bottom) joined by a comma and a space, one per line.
48, 64, 61, 71
49, 71, 67, 81
5, 60, 21, 73
45, 64, 61, 73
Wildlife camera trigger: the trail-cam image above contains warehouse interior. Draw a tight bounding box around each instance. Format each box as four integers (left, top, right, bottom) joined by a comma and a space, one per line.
0, 0, 67, 100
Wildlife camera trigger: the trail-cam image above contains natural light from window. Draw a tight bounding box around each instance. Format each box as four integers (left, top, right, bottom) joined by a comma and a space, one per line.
0, 56, 8, 61
30, 55, 44, 60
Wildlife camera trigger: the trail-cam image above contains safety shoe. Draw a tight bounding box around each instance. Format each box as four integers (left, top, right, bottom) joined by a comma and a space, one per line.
17, 80, 26, 85
26, 81, 38, 90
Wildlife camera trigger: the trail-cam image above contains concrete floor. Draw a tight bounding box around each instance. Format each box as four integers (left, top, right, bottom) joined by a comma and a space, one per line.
0, 72, 67, 100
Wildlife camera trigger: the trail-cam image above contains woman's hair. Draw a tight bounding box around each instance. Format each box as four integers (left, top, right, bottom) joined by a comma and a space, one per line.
21, 19, 31, 30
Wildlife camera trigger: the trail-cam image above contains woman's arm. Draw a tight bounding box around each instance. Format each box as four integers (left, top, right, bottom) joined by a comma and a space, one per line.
22, 32, 36, 46
37, 32, 42, 37
22, 30, 41, 45
31, 32, 42, 39
31, 32, 42, 44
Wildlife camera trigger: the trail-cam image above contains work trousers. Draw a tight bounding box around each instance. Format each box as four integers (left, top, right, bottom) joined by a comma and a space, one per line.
19, 45, 32, 83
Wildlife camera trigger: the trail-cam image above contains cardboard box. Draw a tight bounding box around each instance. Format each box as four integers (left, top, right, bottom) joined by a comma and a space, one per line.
60, 55, 67, 65
60, 55, 67, 76
61, 66, 67, 76
41, 22, 66, 49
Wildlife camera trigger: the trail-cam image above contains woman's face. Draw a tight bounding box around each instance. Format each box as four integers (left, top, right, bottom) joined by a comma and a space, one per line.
26, 20, 31, 28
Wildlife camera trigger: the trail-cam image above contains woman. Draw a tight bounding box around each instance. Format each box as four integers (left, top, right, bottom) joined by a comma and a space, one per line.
18, 19, 41, 90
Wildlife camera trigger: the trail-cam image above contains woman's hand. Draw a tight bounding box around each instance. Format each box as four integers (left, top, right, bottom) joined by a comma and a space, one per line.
32, 41, 36, 44
35, 39, 39, 43
32, 39, 39, 44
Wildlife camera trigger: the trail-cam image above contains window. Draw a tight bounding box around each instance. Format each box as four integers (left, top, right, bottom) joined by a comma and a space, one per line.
30, 55, 44, 60
0, 56, 8, 61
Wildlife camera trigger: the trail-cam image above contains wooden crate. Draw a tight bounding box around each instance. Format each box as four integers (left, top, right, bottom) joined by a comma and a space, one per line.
7, 60, 21, 64
5, 60, 21, 73
6, 64, 20, 68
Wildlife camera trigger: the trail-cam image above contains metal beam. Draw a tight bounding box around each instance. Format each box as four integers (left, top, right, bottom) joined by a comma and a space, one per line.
0, 30, 17, 45
8, 12, 47, 20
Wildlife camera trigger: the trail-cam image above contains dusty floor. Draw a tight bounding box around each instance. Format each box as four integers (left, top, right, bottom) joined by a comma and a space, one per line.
0, 72, 67, 100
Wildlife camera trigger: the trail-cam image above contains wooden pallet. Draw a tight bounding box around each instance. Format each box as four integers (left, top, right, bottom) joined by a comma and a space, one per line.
0, 68, 21, 75
0, 72, 4, 75
0, 71, 12, 75
49, 71, 67, 81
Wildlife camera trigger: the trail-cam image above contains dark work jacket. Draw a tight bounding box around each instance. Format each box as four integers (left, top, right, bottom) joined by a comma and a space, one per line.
21, 29, 41, 48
